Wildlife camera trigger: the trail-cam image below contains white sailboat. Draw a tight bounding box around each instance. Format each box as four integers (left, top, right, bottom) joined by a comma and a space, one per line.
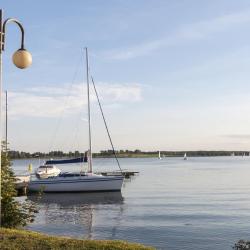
183, 153, 187, 160
158, 151, 162, 160
35, 165, 61, 179
28, 48, 124, 192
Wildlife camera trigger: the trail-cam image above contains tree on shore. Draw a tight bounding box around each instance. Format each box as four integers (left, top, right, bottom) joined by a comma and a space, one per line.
1, 146, 37, 228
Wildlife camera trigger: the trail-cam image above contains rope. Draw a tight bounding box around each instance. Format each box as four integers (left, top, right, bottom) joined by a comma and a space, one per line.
91, 76, 123, 174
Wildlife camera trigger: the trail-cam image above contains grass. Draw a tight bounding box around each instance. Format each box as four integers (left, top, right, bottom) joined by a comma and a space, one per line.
0, 228, 155, 250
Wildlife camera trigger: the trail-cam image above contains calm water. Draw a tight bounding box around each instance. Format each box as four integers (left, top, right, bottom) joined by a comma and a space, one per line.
13, 157, 250, 250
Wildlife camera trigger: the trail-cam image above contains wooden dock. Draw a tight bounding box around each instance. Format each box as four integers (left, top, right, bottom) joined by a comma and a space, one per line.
96, 171, 139, 179
15, 175, 30, 195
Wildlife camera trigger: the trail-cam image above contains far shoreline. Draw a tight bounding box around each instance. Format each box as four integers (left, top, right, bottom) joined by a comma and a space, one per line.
9, 150, 249, 160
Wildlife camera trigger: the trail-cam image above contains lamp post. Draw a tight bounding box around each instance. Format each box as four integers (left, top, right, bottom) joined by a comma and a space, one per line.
0, 9, 32, 225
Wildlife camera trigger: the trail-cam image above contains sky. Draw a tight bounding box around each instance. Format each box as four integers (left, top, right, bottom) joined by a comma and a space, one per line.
1, 0, 250, 152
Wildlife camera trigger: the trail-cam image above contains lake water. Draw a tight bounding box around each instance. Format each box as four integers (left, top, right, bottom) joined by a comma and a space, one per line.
13, 157, 250, 250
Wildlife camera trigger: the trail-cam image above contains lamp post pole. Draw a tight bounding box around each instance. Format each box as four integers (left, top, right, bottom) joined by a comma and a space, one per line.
0, 9, 32, 226
0, 9, 4, 227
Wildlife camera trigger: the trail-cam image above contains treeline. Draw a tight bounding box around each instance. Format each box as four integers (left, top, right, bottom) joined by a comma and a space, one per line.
8, 150, 84, 159
8, 149, 250, 159
98, 150, 249, 157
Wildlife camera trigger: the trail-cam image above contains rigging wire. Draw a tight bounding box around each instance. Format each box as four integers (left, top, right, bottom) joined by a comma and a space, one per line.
91, 76, 123, 173
48, 54, 83, 153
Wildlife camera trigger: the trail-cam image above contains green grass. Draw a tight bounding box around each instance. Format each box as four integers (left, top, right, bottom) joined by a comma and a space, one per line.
0, 228, 155, 250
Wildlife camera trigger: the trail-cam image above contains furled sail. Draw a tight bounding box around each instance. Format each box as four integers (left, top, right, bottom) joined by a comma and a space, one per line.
45, 156, 87, 165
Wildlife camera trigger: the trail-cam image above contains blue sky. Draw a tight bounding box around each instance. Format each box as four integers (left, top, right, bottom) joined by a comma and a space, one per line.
2, 0, 250, 152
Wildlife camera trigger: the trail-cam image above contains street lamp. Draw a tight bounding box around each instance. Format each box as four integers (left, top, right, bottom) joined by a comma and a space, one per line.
0, 9, 32, 224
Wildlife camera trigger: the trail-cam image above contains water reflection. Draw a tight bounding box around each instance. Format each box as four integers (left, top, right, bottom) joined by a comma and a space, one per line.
28, 191, 124, 206
27, 192, 124, 239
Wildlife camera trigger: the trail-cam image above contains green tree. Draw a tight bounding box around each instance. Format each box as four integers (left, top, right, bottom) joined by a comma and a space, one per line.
1, 148, 37, 228
134, 149, 141, 154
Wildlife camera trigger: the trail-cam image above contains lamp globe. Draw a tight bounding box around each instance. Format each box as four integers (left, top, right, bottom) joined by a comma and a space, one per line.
12, 48, 32, 69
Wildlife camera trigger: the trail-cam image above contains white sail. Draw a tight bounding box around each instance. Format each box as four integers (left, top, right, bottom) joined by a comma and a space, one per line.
158, 151, 162, 159
184, 153, 187, 160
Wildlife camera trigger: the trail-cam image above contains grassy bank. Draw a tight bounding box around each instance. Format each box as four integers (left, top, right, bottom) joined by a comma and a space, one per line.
0, 228, 155, 250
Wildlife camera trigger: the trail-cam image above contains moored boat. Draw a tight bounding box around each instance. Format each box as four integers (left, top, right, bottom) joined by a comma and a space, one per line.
28, 48, 124, 193
35, 165, 61, 179
28, 172, 123, 192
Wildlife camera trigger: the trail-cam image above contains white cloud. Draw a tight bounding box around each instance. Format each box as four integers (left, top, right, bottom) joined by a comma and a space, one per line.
97, 82, 142, 102
221, 134, 250, 140
103, 9, 250, 60
6, 82, 142, 118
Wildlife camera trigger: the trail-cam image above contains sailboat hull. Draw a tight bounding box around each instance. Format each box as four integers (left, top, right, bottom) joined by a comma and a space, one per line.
28, 175, 124, 192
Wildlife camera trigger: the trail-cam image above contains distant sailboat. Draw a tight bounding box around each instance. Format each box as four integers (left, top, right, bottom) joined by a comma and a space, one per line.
158, 151, 162, 160
184, 153, 187, 160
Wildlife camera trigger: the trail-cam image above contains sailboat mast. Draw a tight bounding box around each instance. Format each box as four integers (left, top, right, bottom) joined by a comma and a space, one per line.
85, 47, 93, 173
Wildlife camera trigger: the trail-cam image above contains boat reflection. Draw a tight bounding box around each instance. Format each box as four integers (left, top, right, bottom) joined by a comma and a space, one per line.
27, 192, 124, 239
28, 191, 124, 206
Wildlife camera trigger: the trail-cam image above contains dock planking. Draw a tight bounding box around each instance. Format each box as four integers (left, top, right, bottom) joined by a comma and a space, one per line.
96, 171, 139, 179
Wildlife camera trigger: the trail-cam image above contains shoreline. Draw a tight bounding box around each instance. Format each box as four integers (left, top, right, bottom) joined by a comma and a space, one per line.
0, 228, 155, 250
8, 150, 249, 160
10, 154, 247, 160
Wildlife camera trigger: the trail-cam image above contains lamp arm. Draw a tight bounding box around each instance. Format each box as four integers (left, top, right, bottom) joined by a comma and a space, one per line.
2, 18, 25, 51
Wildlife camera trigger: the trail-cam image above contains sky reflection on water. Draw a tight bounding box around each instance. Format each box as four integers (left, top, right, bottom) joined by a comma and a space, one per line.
13, 157, 250, 250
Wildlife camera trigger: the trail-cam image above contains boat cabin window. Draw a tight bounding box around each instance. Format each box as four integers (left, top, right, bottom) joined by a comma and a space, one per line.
39, 165, 53, 169
59, 172, 86, 177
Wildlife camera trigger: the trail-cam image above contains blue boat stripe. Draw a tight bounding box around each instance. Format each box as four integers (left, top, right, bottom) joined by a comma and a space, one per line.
45, 157, 87, 165
30, 177, 123, 185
